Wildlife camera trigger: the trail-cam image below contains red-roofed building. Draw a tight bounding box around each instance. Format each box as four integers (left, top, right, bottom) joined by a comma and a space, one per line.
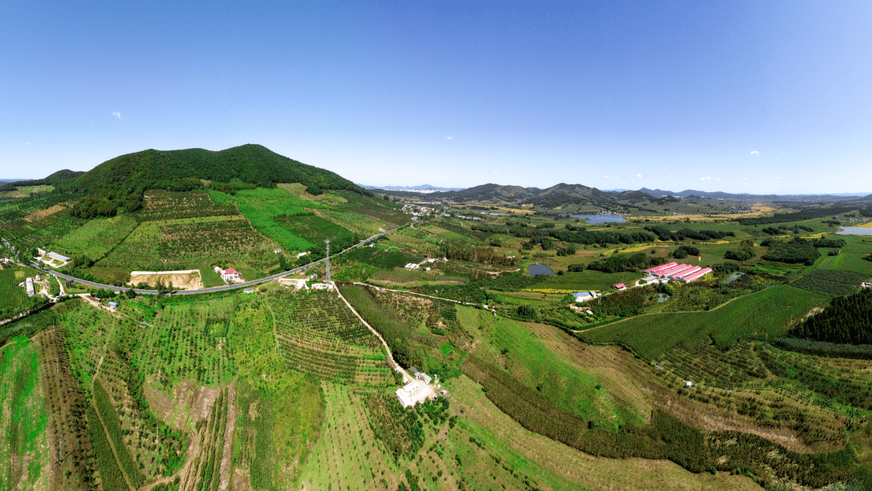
613, 283, 626, 290
680, 267, 712, 283
645, 262, 677, 274
221, 269, 242, 281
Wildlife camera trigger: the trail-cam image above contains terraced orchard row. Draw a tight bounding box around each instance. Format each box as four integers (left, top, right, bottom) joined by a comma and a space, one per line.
268, 290, 393, 385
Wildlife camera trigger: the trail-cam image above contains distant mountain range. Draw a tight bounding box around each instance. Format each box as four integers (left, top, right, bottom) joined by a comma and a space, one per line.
638, 188, 871, 201
363, 184, 463, 193
375, 182, 871, 205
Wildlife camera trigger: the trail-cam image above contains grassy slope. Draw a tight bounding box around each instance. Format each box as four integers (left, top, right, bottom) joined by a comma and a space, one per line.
53, 214, 139, 260
457, 306, 646, 429
581, 285, 829, 359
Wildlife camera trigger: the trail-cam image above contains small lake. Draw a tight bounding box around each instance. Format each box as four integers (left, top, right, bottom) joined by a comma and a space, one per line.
527, 263, 554, 276
566, 214, 626, 224
836, 227, 872, 236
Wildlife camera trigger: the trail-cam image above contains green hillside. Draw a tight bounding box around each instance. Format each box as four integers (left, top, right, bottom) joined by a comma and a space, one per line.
70, 144, 371, 217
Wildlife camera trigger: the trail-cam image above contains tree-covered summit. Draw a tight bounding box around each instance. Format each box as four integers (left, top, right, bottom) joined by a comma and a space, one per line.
70, 144, 370, 217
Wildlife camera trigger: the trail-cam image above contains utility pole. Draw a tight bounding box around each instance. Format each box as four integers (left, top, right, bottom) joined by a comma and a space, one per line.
325, 238, 331, 284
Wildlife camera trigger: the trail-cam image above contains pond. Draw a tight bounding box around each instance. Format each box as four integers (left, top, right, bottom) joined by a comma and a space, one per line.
527, 263, 554, 276
836, 227, 872, 236
565, 214, 626, 224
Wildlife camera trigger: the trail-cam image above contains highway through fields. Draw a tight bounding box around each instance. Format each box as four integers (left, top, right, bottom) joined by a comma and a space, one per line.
16, 224, 408, 296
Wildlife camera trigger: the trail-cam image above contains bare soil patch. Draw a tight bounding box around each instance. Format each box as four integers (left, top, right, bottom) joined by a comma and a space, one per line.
24, 204, 65, 222
129, 270, 203, 290
144, 379, 220, 431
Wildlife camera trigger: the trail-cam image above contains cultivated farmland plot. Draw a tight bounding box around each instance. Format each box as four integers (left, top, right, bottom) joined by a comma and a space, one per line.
96, 216, 282, 282
268, 291, 393, 385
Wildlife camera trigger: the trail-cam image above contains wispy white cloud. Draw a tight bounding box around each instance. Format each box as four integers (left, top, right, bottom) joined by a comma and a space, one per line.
750, 150, 759, 155
112, 111, 122, 120
24, 142, 30, 146
602, 175, 609, 179
700, 176, 711, 181
446, 136, 453, 140
636, 173, 642, 178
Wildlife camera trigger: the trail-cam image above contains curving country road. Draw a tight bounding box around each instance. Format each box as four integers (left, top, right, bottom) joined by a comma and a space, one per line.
18, 224, 408, 296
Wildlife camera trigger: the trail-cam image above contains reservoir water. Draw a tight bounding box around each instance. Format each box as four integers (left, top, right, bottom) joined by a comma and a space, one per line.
527, 263, 554, 276
566, 214, 626, 224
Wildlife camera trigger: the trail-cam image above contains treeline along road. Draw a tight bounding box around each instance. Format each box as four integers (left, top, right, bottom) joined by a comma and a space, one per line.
17, 224, 408, 296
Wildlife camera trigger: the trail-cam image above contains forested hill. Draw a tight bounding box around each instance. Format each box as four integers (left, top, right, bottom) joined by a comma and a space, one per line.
70, 144, 370, 217
0, 169, 84, 192
788, 289, 872, 344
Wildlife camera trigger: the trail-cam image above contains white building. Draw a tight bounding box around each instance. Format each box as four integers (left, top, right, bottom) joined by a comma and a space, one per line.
221, 269, 242, 281
573, 291, 598, 302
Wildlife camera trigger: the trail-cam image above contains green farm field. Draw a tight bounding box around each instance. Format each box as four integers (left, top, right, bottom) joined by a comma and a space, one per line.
816, 235, 872, 275
209, 187, 315, 252
537, 269, 644, 292
0, 336, 49, 491
94, 215, 282, 282
456, 306, 646, 429
53, 214, 139, 260
580, 285, 829, 359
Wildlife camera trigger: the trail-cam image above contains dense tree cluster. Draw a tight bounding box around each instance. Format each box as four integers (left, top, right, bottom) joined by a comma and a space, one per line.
587, 252, 657, 273
672, 245, 700, 258
761, 237, 820, 265
644, 227, 734, 242
812, 238, 846, 248
441, 244, 519, 265
472, 222, 656, 247
725, 240, 756, 262
788, 289, 872, 344
739, 207, 872, 225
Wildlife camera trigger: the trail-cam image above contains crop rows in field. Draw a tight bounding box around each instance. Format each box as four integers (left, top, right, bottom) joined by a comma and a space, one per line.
140, 189, 239, 220
183, 387, 229, 491
0, 336, 49, 491
95, 347, 183, 481
275, 213, 358, 248
1, 208, 86, 252
36, 328, 99, 490
135, 300, 235, 389
659, 340, 769, 389
791, 269, 868, 296
98, 216, 280, 277
270, 292, 379, 349
268, 292, 392, 384
345, 246, 420, 269
93, 379, 146, 488
53, 215, 139, 261
338, 191, 408, 226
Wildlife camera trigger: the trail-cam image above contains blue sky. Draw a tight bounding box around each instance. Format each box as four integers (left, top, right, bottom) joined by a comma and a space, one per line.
2, 1, 870, 193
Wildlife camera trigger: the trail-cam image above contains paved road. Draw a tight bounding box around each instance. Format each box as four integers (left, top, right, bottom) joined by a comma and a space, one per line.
17, 224, 408, 296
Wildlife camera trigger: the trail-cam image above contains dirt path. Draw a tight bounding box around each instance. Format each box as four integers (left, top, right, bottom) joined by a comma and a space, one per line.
350, 281, 480, 307
335, 286, 412, 381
